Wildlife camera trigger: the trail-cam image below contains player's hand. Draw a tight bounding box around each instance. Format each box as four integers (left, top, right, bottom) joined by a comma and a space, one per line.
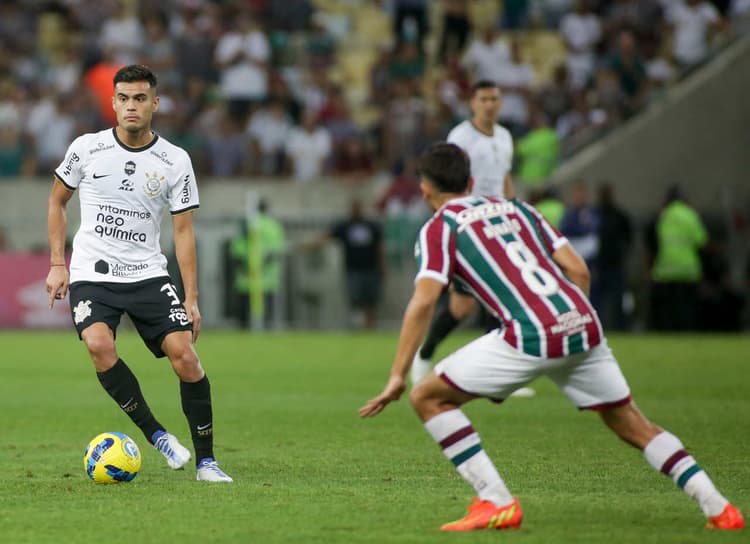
46, 266, 69, 309
359, 375, 407, 418
184, 299, 201, 343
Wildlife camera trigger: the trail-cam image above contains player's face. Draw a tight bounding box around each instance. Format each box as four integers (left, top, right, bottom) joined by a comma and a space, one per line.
470, 87, 502, 124
112, 81, 159, 133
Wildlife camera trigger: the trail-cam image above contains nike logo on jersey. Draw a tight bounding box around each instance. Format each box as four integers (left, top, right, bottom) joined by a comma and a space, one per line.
92, 173, 109, 179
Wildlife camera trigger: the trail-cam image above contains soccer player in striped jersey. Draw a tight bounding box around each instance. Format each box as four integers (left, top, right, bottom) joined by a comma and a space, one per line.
359, 143, 743, 532
411, 81, 526, 391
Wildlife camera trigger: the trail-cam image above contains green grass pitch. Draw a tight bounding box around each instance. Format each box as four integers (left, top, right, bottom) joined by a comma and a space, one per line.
1, 331, 748, 543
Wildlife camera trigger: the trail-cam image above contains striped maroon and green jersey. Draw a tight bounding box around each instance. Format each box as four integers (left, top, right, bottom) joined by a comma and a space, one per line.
415, 196, 602, 358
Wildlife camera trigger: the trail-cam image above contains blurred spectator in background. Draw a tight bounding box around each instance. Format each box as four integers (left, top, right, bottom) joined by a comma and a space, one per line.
141, 10, 178, 88
247, 99, 292, 176
84, 48, 122, 127
27, 91, 76, 175
439, 0, 472, 63
377, 157, 423, 217
285, 109, 332, 183
330, 199, 385, 330
698, 234, 745, 331
560, 0, 601, 90
538, 64, 573, 127
666, 0, 726, 71
309, 199, 385, 329
515, 108, 560, 186
334, 135, 375, 181
174, 4, 218, 90
269, 0, 314, 32
648, 185, 708, 331
305, 13, 337, 70
643, 38, 677, 94
215, 10, 270, 121
560, 180, 600, 307
394, 0, 428, 50
502, 0, 531, 29
100, 0, 143, 65
461, 26, 510, 83
206, 111, 247, 177
0, 124, 32, 177
597, 182, 632, 330
230, 200, 287, 329
495, 40, 535, 137
388, 41, 426, 90
541, 0, 575, 27
556, 91, 608, 156
382, 79, 425, 170
608, 30, 649, 116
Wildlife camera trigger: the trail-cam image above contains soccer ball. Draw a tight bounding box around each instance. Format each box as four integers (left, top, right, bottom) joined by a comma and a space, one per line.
83, 432, 141, 484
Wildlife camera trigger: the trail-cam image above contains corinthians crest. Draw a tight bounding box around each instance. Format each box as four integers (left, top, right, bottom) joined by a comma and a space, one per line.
143, 171, 165, 197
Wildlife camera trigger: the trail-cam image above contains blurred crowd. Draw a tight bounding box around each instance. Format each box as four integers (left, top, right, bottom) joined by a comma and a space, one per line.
0, 0, 748, 183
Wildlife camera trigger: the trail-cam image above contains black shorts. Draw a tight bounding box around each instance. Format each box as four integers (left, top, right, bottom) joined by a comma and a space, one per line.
69, 276, 192, 358
346, 270, 381, 308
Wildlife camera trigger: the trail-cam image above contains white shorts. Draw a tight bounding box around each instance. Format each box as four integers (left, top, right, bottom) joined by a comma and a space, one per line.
433, 331, 631, 410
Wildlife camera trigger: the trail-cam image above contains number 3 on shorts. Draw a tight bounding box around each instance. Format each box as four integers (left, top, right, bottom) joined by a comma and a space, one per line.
160, 283, 181, 306
505, 241, 559, 296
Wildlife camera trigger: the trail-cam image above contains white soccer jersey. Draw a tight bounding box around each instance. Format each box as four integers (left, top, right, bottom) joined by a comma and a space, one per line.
55, 128, 199, 284
447, 120, 513, 199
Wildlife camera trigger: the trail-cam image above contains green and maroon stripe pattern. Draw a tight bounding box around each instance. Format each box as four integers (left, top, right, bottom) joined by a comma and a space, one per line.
416, 196, 602, 357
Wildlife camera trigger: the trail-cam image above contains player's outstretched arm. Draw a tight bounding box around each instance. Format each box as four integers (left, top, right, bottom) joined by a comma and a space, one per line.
46, 178, 73, 308
173, 211, 201, 342
359, 278, 443, 418
552, 243, 591, 297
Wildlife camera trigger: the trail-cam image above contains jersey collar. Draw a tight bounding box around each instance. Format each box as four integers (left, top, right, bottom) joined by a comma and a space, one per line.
112, 127, 160, 152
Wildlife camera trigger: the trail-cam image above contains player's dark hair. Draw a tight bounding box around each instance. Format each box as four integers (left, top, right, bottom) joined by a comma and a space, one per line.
471, 80, 499, 96
113, 65, 158, 89
418, 142, 470, 194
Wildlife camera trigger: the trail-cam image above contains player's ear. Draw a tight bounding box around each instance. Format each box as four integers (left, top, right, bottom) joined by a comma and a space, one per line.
419, 179, 431, 200
152, 94, 160, 112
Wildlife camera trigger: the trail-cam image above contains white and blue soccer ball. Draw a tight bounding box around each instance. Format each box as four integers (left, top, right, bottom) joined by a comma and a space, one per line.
83, 432, 141, 484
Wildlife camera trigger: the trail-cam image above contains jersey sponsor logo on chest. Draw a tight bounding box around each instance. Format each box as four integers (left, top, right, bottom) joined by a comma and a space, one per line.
455, 202, 517, 232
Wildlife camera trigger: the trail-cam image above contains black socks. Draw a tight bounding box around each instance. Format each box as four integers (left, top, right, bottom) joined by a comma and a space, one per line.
180, 375, 214, 463
96, 358, 164, 444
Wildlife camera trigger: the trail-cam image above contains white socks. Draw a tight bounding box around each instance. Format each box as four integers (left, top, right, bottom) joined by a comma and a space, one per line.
424, 409, 514, 507
643, 431, 728, 517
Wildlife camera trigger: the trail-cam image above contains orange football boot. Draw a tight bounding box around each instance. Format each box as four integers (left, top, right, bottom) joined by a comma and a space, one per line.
706, 503, 744, 530
440, 497, 523, 532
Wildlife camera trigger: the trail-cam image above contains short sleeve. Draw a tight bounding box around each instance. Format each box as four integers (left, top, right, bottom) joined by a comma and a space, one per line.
54, 136, 86, 190
519, 200, 568, 254
169, 151, 200, 215
414, 214, 454, 285
446, 125, 462, 146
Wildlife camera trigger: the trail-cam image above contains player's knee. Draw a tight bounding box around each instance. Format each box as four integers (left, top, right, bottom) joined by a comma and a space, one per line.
409, 384, 439, 419
83, 333, 116, 360
169, 346, 202, 380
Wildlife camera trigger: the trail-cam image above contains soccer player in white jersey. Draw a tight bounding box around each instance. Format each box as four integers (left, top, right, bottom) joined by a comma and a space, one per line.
412, 81, 522, 388
360, 143, 743, 532
46, 65, 232, 482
